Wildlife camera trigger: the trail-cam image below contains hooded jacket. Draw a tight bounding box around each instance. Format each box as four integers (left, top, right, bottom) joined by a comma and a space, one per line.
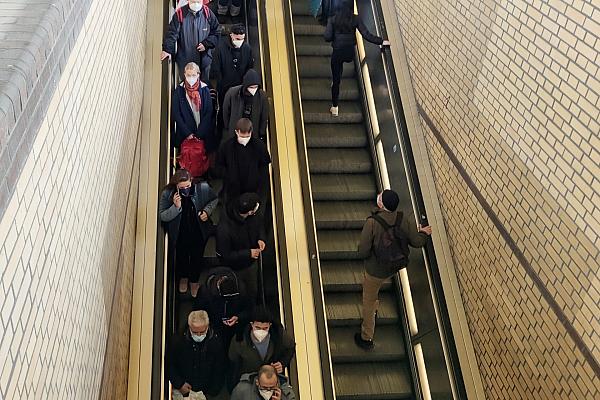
324, 14, 383, 49
162, 5, 221, 70
358, 207, 428, 278
222, 69, 270, 140
167, 327, 227, 396
172, 80, 215, 147
231, 373, 296, 400
212, 37, 254, 96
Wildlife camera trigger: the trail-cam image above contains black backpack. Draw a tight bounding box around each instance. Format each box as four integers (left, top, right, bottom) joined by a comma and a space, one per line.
369, 212, 410, 267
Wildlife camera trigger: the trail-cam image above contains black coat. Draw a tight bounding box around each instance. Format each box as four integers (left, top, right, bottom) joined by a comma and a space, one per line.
212, 39, 254, 96
216, 204, 265, 270
324, 14, 383, 49
171, 82, 215, 148
167, 328, 227, 395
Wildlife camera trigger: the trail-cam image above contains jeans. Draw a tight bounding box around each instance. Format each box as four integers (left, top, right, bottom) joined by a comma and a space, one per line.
330, 46, 355, 106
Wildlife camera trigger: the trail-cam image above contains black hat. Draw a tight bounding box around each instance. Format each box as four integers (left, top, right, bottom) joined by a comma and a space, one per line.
217, 275, 239, 297
230, 23, 246, 35
238, 192, 260, 214
381, 189, 399, 211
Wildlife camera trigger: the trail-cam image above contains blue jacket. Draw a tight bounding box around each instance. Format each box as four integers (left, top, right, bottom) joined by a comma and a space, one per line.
172, 81, 215, 148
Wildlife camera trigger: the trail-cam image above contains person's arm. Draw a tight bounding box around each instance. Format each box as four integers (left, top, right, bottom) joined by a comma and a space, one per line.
202, 184, 219, 216
163, 14, 181, 54
401, 214, 429, 248
202, 12, 221, 50
172, 89, 193, 146
278, 329, 296, 368
256, 142, 272, 201
357, 218, 374, 258
324, 16, 334, 42
211, 45, 222, 84
259, 92, 269, 138
159, 190, 181, 222
356, 18, 384, 45
216, 223, 251, 264
198, 87, 214, 139
166, 337, 186, 390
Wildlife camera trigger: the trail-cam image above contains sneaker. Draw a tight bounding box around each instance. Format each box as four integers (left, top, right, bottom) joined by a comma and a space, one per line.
330, 106, 339, 117
178, 278, 189, 294
354, 333, 374, 350
190, 282, 200, 298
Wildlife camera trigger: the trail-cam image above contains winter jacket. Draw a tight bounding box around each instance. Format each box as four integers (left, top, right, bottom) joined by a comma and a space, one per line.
358, 208, 428, 279
159, 182, 218, 248
172, 81, 215, 147
222, 69, 270, 140
212, 38, 254, 97
214, 136, 271, 201
231, 373, 296, 400
216, 204, 266, 270
167, 328, 227, 396
163, 5, 221, 71
324, 14, 383, 49
228, 323, 296, 382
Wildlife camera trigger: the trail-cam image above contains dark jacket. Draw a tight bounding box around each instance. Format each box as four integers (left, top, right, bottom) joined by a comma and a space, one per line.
228, 323, 296, 382
216, 204, 266, 270
162, 5, 221, 70
222, 69, 270, 140
358, 208, 428, 278
159, 182, 218, 247
324, 14, 383, 49
214, 136, 271, 201
167, 328, 227, 395
212, 38, 254, 96
231, 373, 296, 400
172, 81, 215, 147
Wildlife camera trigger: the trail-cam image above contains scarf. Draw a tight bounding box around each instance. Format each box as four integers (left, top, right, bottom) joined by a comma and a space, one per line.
184, 79, 201, 111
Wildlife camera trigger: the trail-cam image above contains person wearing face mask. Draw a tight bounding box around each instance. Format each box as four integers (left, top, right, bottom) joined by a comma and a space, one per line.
161, 0, 221, 80
167, 311, 227, 400
172, 62, 216, 154
228, 307, 295, 385
214, 118, 271, 205
230, 364, 296, 400
355, 189, 432, 349
159, 169, 219, 297
222, 69, 270, 141
216, 193, 266, 302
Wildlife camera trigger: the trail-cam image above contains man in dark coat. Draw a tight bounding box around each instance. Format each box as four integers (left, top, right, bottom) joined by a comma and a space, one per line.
222, 69, 270, 141
167, 310, 227, 399
161, 0, 221, 79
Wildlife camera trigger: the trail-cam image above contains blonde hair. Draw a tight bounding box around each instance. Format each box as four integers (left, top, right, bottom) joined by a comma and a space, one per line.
188, 310, 209, 327
184, 62, 201, 75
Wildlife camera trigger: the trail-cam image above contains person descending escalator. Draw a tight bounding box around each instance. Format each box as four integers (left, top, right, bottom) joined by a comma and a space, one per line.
323, 0, 390, 116
355, 189, 432, 349
231, 364, 297, 400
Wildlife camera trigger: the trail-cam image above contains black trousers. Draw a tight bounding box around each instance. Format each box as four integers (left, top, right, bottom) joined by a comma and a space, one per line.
175, 234, 207, 283
330, 46, 355, 107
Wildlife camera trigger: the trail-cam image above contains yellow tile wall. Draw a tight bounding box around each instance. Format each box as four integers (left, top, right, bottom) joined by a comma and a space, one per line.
392, 0, 600, 398
0, 0, 147, 398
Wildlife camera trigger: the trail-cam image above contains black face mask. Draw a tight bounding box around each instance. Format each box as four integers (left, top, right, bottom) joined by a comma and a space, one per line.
179, 185, 194, 197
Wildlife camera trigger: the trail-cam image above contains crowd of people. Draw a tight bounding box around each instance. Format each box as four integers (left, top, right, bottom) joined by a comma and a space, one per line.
159, 1, 430, 399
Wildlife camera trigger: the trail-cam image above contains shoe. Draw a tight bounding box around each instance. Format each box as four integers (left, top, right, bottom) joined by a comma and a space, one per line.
178, 278, 189, 294
190, 282, 200, 298
354, 333, 374, 350
330, 106, 339, 117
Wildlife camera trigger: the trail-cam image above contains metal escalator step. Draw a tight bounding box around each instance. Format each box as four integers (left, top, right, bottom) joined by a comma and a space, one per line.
325, 291, 399, 326
295, 35, 332, 55
329, 325, 407, 363
333, 362, 413, 399
317, 229, 361, 259
291, 1, 313, 16
300, 78, 359, 100
311, 174, 377, 201
305, 124, 368, 148
298, 56, 355, 78
321, 260, 392, 292
308, 148, 372, 174
314, 201, 373, 229
303, 100, 363, 124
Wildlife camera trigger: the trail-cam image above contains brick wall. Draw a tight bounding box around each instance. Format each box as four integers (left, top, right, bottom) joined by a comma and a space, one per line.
392, 0, 600, 398
0, 0, 147, 398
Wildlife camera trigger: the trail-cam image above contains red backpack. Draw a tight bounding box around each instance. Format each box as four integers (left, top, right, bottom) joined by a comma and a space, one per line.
178, 137, 210, 178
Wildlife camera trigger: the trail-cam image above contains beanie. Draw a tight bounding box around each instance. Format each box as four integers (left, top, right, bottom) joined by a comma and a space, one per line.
238, 192, 260, 214
230, 23, 246, 35
381, 189, 399, 211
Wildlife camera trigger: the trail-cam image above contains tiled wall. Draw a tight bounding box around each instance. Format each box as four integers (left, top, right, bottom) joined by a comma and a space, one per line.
392, 0, 600, 398
0, 0, 147, 398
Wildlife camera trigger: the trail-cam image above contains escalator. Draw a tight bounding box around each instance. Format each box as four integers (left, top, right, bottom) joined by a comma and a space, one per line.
291, 3, 415, 399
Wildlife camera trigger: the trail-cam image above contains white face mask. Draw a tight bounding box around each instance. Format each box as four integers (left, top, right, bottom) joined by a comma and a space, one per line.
247, 87, 258, 96
186, 75, 199, 86
253, 328, 269, 342
237, 134, 251, 146
189, 2, 203, 12
232, 39, 244, 48
259, 389, 273, 400
191, 331, 206, 343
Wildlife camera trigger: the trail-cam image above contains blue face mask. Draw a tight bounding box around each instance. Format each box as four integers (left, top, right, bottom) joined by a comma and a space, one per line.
179, 186, 193, 197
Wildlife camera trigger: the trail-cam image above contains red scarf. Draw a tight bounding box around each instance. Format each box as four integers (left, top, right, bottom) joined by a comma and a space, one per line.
184, 79, 201, 111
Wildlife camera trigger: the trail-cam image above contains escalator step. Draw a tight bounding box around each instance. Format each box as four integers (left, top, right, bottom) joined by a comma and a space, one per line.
305, 123, 368, 148
308, 148, 372, 174
333, 362, 413, 399
329, 325, 407, 363
300, 78, 359, 101
295, 35, 332, 55
298, 56, 355, 78
311, 174, 377, 201
325, 291, 399, 326
321, 260, 392, 292
314, 200, 373, 229
303, 100, 363, 124
317, 229, 361, 259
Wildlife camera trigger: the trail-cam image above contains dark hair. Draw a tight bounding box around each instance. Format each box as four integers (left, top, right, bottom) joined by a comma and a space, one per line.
235, 117, 254, 134
230, 23, 246, 35
252, 306, 274, 324
164, 169, 191, 191
333, 2, 355, 33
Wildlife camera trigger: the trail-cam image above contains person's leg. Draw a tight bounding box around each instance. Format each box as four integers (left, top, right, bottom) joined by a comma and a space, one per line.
330, 49, 343, 108
217, 0, 229, 15
230, 0, 242, 17
176, 241, 191, 293
236, 263, 258, 303
189, 235, 208, 297
360, 272, 386, 341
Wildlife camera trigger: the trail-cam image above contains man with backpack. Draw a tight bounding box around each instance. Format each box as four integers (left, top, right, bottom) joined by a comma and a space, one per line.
355, 189, 432, 349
